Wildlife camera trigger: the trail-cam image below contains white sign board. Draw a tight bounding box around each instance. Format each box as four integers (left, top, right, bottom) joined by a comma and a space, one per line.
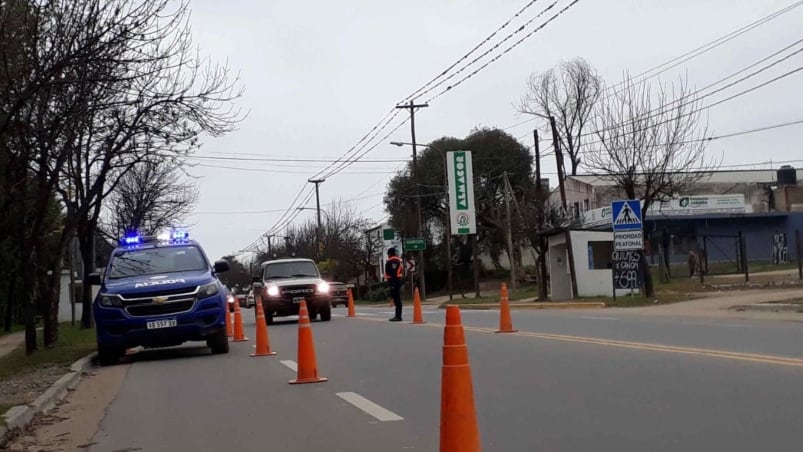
647, 194, 747, 216
614, 230, 643, 251
447, 151, 477, 235
582, 206, 612, 228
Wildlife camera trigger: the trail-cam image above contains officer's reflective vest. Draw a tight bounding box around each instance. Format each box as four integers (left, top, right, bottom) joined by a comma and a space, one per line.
385, 256, 403, 281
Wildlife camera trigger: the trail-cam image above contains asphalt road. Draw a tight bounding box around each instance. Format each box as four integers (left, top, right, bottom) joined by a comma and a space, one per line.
89, 305, 803, 451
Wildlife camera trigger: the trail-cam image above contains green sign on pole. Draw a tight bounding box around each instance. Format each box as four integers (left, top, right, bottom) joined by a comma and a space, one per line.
446, 151, 477, 235
404, 238, 426, 251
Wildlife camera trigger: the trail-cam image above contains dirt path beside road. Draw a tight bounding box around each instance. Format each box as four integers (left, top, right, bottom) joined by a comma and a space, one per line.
619, 288, 803, 320
4, 365, 128, 451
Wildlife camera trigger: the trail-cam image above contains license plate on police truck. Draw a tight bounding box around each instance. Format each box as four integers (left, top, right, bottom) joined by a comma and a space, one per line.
146, 319, 177, 329
292, 297, 305, 304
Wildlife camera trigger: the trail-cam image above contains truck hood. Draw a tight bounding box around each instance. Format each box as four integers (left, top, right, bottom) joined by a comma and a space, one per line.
265, 277, 324, 287
104, 270, 211, 296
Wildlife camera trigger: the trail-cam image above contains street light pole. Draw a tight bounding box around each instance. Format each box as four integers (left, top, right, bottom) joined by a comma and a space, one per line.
391, 141, 452, 301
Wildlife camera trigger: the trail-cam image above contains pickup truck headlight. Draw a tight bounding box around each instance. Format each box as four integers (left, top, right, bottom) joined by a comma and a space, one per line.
266, 285, 280, 297
99, 294, 122, 307
317, 282, 330, 294
198, 282, 219, 298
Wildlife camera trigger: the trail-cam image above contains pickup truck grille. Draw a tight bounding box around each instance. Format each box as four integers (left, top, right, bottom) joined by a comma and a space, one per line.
126, 300, 195, 317
278, 285, 317, 301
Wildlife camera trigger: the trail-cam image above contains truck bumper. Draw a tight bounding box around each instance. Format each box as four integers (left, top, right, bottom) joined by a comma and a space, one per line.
94, 296, 226, 349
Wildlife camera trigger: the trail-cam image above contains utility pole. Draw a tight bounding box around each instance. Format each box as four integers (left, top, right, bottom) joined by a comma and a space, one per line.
503, 172, 517, 292
550, 116, 578, 298
308, 178, 325, 261
533, 129, 548, 301
396, 100, 429, 300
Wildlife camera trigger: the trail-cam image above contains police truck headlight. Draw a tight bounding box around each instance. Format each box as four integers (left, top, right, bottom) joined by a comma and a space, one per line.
266, 285, 280, 297
99, 294, 122, 307
198, 282, 219, 298
317, 282, 330, 294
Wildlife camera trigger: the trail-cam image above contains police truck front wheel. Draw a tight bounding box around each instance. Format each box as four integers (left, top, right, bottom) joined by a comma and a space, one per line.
207, 329, 229, 354
97, 343, 120, 366
320, 307, 332, 322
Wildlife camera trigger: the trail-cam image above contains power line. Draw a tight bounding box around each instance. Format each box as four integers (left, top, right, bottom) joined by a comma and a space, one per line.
400, 0, 544, 103
424, 0, 582, 103
190, 155, 407, 163
604, 0, 803, 95
193, 163, 397, 175
194, 191, 386, 215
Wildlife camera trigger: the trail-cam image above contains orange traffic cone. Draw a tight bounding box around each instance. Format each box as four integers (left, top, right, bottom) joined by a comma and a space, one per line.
250, 295, 276, 357
411, 287, 425, 324
440, 305, 481, 452
496, 282, 517, 333
232, 297, 248, 342
347, 288, 356, 318
289, 300, 328, 385
225, 302, 233, 338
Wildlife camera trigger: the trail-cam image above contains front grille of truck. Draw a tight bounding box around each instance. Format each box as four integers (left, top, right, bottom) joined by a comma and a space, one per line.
279, 285, 317, 302
126, 299, 195, 317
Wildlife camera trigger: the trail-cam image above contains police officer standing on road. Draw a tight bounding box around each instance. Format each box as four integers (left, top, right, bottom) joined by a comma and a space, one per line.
385, 247, 404, 322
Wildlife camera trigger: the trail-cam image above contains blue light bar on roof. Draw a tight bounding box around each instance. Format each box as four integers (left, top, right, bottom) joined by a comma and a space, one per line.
171, 230, 189, 241
121, 235, 142, 245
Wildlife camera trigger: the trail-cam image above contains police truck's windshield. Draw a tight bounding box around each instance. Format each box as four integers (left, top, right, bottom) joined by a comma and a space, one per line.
108, 246, 207, 279
263, 261, 319, 280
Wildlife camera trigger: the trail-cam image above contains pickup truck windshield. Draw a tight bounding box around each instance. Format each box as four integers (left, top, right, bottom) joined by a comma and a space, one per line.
108, 246, 207, 279
263, 261, 318, 280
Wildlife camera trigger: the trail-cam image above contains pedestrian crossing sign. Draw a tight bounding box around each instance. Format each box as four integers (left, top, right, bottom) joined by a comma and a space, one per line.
611, 200, 642, 231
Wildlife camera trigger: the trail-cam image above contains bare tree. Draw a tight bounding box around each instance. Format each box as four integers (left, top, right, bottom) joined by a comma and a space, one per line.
584, 74, 717, 297
54, 0, 243, 329
519, 58, 603, 175
103, 160, 199, 238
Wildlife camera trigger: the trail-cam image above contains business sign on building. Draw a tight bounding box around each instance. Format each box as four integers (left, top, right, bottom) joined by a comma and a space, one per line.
582, 206, 612, 228
647, 194, 747, 216
447, 151, 477, 235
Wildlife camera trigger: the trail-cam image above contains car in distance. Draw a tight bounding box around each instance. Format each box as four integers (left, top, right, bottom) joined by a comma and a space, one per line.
257, 258, 332, 324
328, 282, 350, 308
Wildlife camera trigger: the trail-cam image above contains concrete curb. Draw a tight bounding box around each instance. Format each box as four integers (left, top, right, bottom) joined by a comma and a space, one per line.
0, 351, 97, 446
731, 303, 803, 313
440, 302, 607, 310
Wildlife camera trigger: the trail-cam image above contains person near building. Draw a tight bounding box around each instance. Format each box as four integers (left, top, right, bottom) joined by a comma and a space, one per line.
385, 247, 404, 321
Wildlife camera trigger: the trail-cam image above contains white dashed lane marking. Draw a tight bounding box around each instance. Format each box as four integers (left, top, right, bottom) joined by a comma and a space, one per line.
336, 392, 404, 422
280, 360, 297, 372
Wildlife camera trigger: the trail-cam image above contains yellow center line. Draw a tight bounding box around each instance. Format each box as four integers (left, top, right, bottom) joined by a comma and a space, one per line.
355, 316, 803, 368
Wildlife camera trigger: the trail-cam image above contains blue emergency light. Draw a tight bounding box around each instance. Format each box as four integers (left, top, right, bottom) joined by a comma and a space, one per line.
121, 235, 142, 245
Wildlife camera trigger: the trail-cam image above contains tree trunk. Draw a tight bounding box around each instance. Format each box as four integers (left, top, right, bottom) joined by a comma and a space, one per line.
21, 256, 37, 355
4, 270, 16, 332
41, 261, 63, 347
537, 239, 548, 300
640, 249, 655, 298
78, 229, 95, 329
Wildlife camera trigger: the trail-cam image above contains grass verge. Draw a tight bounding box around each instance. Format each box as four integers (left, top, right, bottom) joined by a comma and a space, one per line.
0, 323, 25, 338
0, 323, 95, 381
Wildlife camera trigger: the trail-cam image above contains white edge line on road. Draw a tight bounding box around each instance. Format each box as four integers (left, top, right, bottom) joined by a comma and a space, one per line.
280, 360, 297, 372
580, 316, 618, 321
336, 392, 404, 422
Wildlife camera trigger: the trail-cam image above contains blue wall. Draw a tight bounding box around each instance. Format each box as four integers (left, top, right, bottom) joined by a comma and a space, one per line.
645, 212, 803, 264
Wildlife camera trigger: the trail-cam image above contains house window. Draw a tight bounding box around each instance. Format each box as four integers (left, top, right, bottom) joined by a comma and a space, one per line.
587, 241, 613, 270
583, 199, 590, 212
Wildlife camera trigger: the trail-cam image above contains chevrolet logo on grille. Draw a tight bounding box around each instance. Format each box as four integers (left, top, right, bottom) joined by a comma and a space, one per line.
152, 296, 169, 304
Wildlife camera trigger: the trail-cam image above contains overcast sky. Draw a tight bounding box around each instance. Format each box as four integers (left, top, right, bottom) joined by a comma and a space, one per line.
182, 0, 803, 261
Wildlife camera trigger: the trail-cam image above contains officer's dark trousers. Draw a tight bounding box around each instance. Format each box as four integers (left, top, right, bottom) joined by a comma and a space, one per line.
390, 285, 402, 319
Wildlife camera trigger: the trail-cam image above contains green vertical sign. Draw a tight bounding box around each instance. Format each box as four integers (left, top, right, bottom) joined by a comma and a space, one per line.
446, 151, 477, 235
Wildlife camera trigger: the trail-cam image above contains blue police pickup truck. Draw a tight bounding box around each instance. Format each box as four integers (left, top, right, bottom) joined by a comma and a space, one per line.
89, 230, 231, 365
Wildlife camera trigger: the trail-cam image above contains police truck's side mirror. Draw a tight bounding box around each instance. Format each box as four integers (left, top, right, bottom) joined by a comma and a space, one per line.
213, 260, 230, 273
252, 276, 262, 284
88, 273, 102, 286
